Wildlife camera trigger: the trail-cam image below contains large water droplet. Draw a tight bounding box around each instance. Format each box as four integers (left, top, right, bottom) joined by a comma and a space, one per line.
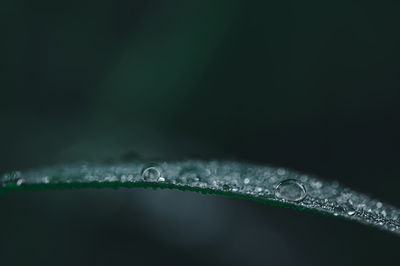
141, 163, 163, 181
274, 179, 306, 202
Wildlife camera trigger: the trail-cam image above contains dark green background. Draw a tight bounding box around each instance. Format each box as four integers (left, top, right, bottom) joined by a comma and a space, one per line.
1, 1, 400, 265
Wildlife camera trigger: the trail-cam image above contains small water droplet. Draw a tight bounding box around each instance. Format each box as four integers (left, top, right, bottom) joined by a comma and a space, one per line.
209, 178, 218, 186
376, 202, 383, 208
300, 175, 308, 182
16, 179, 24, 186
333, 206, 345, 215
274, 179, 306, 202
347, 210, 356, 216
277, 168, 286, 176
158, 176, 165, 182
179, 168, 205, 183
105, 175, 117, 182
141, 163, 163, 181
243, 178, 250, 184
311, 181, 322, 189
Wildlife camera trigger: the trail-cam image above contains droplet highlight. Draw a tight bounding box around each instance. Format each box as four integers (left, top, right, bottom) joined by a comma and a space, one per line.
274, 179, 306, 202
16, 179, 24, 186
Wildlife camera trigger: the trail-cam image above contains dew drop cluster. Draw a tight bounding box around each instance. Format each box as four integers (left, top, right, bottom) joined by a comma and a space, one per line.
1, 160, 400, 235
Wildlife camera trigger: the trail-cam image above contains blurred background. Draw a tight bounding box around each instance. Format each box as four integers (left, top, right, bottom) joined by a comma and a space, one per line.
1, 0, 400, 265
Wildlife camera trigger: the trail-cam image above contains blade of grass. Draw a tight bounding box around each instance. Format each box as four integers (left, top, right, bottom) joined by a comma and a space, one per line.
1, 160, 399, 235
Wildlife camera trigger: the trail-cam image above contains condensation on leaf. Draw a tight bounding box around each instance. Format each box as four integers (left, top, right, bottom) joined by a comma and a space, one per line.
1, 160, 400, 235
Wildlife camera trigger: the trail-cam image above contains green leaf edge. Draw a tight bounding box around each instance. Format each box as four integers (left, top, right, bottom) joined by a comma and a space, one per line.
1, 160, 399, 236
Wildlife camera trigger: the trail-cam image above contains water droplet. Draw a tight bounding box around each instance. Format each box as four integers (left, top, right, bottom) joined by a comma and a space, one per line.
179, 168, 203, 183
333, 206, 345, 215
1, 171, 24, 187
127, 174, 134, 182
347, 210, 356, 216
209, 178, 218, 187
269, 176, 277, 183
104, 175, 117, 182
277, 168, 286, 176
311, 181, 322, 189
243, 178, 250, 184
158, 177, 165, 182
141, 163, 163, 181
376, 202, 383, 208
274, 179, 306, 202
16, 179, 24, 186
300, 175, 308, 182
